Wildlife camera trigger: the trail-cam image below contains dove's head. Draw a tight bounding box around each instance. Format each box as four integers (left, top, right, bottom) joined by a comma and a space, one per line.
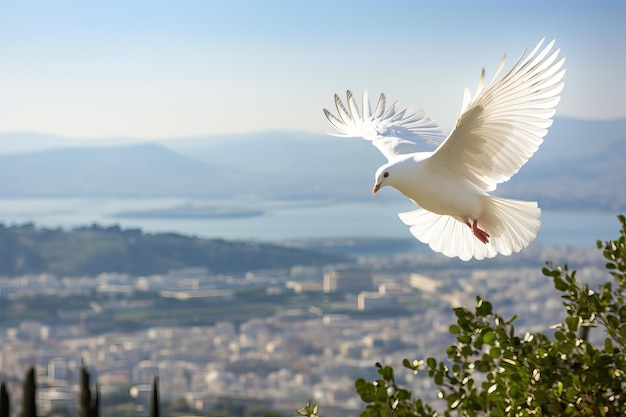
372, 158, 416, 195
372, 163, 397, 195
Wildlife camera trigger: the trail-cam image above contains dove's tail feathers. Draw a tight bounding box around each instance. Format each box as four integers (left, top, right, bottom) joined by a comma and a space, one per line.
398, 209, 498, 261
478, 196, 542, 256
398, 197, 541, 261
322, 90, 446, 149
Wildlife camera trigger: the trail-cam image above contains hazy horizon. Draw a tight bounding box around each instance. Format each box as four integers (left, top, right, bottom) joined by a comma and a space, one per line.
0, 118, 624, 218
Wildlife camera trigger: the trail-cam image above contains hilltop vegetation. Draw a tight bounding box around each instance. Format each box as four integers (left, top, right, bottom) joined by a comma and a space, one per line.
0, 223, 348, 276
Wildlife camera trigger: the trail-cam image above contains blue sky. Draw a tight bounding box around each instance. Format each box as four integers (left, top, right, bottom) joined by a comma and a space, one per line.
0, 0, 624, 139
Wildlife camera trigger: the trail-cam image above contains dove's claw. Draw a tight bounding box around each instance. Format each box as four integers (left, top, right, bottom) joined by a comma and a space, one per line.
471, 220, 490, 244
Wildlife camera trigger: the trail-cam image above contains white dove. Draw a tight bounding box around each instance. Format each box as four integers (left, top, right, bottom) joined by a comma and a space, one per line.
323, 39, 565, 261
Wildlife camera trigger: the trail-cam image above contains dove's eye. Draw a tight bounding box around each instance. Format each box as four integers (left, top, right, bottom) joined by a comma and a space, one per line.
383, 172, 389, 178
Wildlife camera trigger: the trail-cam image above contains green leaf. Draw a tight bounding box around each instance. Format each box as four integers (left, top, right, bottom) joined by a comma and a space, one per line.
566, 316, 580, 332
490, 407, 505, 417
397, 388, 411, 401
476, 299, 493, 316
434, 372, 444, 385
376, 385, 388, 402
597, 353, 614, 366
553, 276, 569, 291
489, 347, 502, 358
449, 324, 461, 334
355, 379, 377, 403
379, 365, 394, 381
483, 330, 496, 345
450, 398, 462, 410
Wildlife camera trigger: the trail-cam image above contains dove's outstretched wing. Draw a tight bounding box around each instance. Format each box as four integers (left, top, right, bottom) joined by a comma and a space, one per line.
426, 39, 566, 192
323, 90, 446, 160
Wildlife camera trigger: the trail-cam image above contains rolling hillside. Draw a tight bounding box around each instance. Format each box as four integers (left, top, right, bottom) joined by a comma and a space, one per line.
0, 223, 348, 276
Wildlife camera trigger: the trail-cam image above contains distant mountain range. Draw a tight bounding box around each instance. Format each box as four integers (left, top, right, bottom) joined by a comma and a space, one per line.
0, 142, 239, 197
0, 117, 624, 210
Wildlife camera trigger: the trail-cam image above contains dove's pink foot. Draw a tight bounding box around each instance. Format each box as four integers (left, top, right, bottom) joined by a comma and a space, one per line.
469, 219, 489, 244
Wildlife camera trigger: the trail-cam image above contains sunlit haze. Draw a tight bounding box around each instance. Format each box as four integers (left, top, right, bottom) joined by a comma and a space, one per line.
1, 1, 625, 139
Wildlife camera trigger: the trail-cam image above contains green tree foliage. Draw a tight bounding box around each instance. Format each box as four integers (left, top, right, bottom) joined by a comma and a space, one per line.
92, 385, 100, 417
0, 223, 347, 276
79, 367, 91, 417
0, 381, 9, 417
79, 366, 99, 417
150, 376, 160, 417
20, 367, 36, 417
301, 215, 626, 416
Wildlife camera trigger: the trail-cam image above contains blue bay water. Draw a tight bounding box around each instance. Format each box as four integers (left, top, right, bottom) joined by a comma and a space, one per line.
0, 197, 621, 247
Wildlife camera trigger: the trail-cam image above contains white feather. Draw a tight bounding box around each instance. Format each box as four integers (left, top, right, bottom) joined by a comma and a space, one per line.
398, 197, 540, 261
323, 91, 447, 158
322, 39, 565, 260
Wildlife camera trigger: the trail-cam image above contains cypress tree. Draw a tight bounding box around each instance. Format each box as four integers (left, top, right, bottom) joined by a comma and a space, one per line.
149, 376, 160, 417
0, 381, 9, 417
79, 366, 91, 417
90, 384, 99, 417
20, 367, 36, 417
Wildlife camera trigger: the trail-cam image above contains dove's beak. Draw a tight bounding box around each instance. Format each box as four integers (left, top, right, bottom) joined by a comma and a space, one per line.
372, 184, 380, 195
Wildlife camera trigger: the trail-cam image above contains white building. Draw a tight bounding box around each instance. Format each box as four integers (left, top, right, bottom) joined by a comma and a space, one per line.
323, 270, 374, 294
357, 292, 396, 311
